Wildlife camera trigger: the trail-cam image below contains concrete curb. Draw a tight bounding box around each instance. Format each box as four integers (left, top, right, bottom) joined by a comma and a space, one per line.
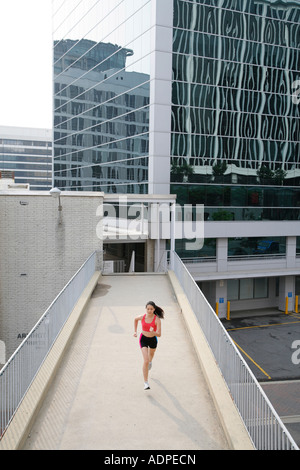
167, 270, 255, 451
0, 271, 101, 451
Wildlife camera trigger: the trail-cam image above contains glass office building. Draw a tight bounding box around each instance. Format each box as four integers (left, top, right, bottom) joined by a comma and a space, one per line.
53, 1, 152, 193
53, 0, 300, 212
0, 126, 52, 190
171, 0, 300, 223
52, 0, 300, 315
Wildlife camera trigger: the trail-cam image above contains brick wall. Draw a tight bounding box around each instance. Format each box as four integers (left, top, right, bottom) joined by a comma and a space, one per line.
0, 191, 103, 363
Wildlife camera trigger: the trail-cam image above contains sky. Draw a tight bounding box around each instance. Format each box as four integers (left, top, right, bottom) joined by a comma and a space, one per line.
0, 0, 53, 129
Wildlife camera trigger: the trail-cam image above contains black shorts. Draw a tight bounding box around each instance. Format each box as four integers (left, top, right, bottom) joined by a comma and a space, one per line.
139, 334, 158, 349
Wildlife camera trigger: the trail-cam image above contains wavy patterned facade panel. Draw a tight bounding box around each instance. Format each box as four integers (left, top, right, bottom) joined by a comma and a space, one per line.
171, 0, 300, 182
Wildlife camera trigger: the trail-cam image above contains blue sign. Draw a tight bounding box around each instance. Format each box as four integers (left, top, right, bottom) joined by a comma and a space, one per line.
219, 298, 224, 304
288, 292, 293, 298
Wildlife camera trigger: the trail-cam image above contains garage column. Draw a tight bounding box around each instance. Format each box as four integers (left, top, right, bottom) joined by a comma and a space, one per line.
286, 236, 296, 268
278, 276, 294, 312
215, 239, 228, 318
216, 280, 227, 318
217, 238, 228, 273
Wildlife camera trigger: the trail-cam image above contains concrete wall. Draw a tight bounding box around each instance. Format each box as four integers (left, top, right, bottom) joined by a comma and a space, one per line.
0, 191, 103, 364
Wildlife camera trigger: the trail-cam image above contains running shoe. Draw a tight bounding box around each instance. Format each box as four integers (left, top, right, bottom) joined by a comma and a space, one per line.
144, 381, 150, 390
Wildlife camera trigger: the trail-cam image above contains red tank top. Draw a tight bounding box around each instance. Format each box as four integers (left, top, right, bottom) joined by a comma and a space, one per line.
142, 314, 157, 332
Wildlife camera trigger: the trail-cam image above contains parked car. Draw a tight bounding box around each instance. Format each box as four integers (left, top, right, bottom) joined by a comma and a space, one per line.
253, 240, 279, 254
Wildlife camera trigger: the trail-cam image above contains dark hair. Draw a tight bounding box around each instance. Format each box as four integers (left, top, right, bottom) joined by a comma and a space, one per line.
146, 301, 164, 319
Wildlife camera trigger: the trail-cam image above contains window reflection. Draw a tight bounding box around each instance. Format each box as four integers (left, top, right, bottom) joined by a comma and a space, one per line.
175, 238, 216, 259
52, 0, 300, 211
171, 0, 300, 221
53, 0, 151, 193
228, 237, 285, 257
172, 184, 300, 221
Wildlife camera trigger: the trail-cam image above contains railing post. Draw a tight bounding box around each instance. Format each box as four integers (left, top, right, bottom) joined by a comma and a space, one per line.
285, 297, 289, 314
227, 301, 231, 321
169, 202, 176, 271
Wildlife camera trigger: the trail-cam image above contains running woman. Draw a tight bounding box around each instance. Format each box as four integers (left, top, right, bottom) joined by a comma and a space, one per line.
133, 301, 164, 390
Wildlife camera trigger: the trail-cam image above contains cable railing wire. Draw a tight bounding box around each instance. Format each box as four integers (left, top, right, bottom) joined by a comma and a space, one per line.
171, 250, 298, 450
0, 252, 96, 440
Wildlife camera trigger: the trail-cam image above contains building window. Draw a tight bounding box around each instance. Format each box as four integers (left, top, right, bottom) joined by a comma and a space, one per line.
295, 276, 300, 295
296, 238, 300, 256
228, 277, 268, 301
176, 238, 216, 259
228, 237, 285, 257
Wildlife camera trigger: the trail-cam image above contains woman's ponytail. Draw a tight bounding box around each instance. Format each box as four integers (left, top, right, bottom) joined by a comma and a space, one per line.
146, 301, 164, 319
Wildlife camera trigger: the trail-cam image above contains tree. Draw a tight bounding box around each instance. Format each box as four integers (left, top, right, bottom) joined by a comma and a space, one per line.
171, 161, 194, 182
257, 165, 287, 185
212, 210, 234, 221
212, 161, 227, 177
256, 165, 274, 181
273, 168, 287, 185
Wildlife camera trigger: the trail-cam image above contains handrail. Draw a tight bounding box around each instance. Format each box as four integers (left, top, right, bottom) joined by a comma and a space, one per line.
182, 253, 286, 264
171, 251, 298, 450
0, 252, 96, 440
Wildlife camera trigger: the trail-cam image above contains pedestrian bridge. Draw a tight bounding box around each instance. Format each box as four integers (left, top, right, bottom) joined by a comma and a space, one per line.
0, 271, 253, 450
22, 274, 235, 451
0, 252, 297, 450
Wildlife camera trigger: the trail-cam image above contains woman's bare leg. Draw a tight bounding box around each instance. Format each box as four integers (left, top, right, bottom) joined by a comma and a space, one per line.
148, 347, 156, 369
141, 347, 150, 382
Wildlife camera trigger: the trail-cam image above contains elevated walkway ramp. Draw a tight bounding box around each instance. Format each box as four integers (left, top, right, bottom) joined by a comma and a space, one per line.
23, 274, 230, 450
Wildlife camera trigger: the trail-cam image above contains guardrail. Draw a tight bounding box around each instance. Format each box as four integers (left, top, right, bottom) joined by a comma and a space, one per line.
171, 251, 298, 450
181, 253, 286, 264
0, 252, 96, 440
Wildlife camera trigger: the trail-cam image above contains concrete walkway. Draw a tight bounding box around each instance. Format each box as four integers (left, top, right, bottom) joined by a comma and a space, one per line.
23, 274, 229, 450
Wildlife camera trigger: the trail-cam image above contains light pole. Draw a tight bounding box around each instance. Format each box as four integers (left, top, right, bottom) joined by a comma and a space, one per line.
50, 187, 62, 223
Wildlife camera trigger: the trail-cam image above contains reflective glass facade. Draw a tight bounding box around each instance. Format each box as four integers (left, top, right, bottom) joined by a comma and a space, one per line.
52, 0, 300, 220
52, 0, 151, 193
0, 127, 52, 190
171, 0, 300, 221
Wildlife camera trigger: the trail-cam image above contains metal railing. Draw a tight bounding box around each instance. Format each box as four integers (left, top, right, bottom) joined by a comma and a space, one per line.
171, 251, 298, 450
0, 252, 96, 440
181, 253, 286, 264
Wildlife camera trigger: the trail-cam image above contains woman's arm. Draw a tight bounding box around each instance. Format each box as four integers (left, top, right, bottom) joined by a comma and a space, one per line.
149, 317, 161, 337
133, 315, 143, 336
